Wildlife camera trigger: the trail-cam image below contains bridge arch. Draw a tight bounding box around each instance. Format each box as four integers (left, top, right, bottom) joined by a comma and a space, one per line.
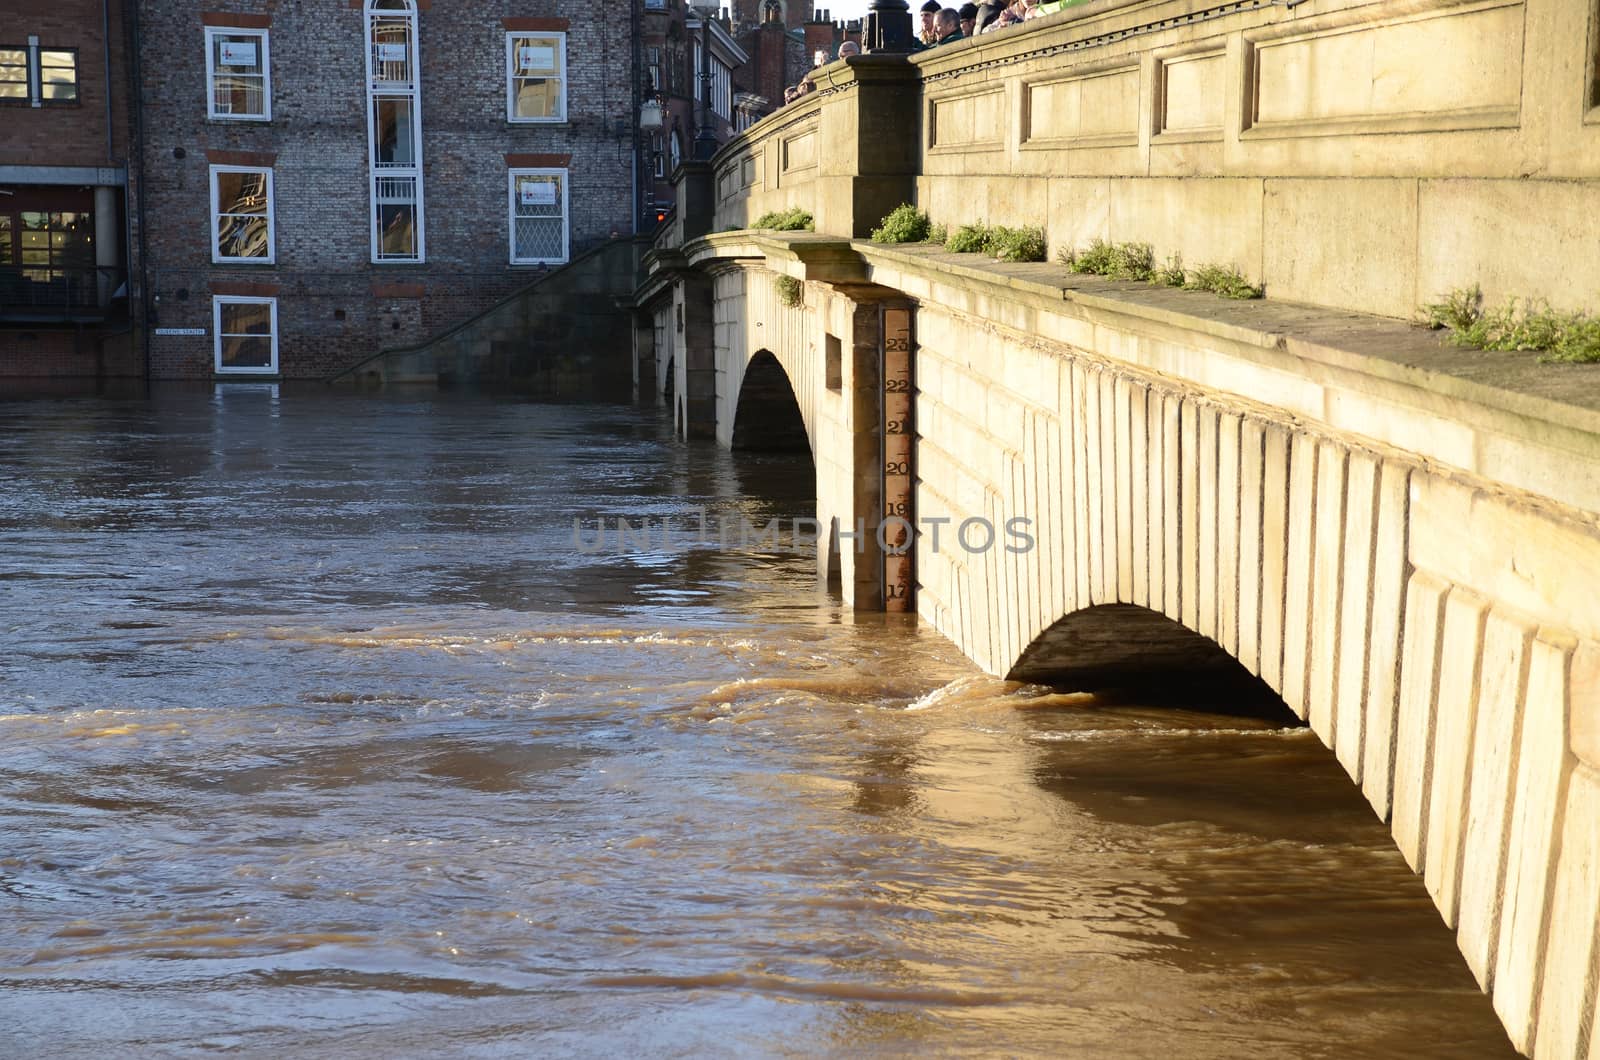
730, 348, 810, 454
1008, 604, 1295, 720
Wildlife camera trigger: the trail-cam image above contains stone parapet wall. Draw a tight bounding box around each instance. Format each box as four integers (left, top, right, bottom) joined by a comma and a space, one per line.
711, 0, 1600, 319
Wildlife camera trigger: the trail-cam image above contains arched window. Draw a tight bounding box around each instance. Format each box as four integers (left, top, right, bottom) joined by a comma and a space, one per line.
365, 0, 423, 261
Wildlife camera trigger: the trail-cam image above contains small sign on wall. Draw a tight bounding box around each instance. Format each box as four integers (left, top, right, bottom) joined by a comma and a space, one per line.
154, 328, 207, 336
518, 45, 556, 71
219, 41, 257, 67
520, 181, 558, 206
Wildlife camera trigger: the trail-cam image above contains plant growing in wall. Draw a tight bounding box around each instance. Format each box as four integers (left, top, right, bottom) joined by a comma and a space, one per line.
1153, 254, 1187, 288
1183, 263, 1262, 300
751, 207, 815, 231
945, 224, 992, 254
942, 224, 1046, 262
1059, 239, 1156, 281
775, 274, 805, 308
1421, 285, 1600, 363
1058, 240, 1263, 299
988, 226, 1047, 263
870, 204, 932, 244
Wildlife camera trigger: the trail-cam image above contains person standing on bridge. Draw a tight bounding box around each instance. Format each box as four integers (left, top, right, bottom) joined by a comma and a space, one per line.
917, 0, 942, 47
958, 3, 979, 37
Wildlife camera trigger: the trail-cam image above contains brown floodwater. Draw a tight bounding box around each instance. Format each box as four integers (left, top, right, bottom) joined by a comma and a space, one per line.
0, 385, 1515, 1057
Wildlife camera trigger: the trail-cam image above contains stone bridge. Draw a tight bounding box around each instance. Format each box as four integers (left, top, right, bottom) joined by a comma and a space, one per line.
633, 0, 1600, 1054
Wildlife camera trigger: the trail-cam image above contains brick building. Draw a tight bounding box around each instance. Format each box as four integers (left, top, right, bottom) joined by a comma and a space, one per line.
0, 0, 140, 376
725, 4, 861, 136
641, 1, 748, 221
136, 0, 638, 379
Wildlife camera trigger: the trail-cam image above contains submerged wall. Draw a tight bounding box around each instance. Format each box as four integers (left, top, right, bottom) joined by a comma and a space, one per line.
334, 238, 645, 397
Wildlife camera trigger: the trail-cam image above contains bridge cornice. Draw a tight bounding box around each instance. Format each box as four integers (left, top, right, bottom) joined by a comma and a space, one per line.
685, 233, 870, 286
635, 249, 693, 306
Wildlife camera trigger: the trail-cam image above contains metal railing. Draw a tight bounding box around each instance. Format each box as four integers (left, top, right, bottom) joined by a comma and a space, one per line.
0, 265, 127, 320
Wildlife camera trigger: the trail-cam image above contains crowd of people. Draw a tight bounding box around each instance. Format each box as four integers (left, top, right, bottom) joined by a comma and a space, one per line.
781, 0, 1084, 106
780, 0, 1081, 105
916, 0, 1089, 47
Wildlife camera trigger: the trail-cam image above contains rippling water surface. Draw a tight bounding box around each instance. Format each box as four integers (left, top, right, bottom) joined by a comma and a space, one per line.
0, 385, 1514, 1057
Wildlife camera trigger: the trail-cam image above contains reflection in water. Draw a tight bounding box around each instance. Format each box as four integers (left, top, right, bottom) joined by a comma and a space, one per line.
0, 386, 1514, 1057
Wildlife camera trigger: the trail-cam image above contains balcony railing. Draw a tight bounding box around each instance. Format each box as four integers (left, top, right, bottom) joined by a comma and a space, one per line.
0, 266, 127, 322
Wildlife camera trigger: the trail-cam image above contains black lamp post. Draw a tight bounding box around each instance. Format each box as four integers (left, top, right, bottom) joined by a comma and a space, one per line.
865, 0, 914, 52
690, 1, 720, 160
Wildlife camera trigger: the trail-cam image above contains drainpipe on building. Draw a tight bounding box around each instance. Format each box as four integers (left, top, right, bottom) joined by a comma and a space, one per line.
102, 0, 114, 161
631, 0, 644, 234
125, 0, 152, 380
97, 0, 118, 311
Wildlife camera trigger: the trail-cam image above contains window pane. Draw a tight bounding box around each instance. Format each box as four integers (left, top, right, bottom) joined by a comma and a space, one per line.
373, 98, 415, 165
515, 218, 564, 261
217, 214, 268, 259
513, 78, 561, 119
40, 51, 76, 101
371, 19, 413, 82
216, 171, 269, 215
212, 35, 262, 75
512, 36, 560, 76
14, 213, 92, 268
215, 73, 264, 115
0, 48, 25, 97
220, 301, 272, 336
513, 175, 562, 216
378, 203, 416, 257
220, 335, 273, 369
0, 215, 12, 265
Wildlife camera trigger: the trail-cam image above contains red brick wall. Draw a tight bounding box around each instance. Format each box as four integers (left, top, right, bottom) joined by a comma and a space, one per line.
136, 0, 636, 380
0, 0, 132, 168
802, 22, 833, 64
731, 0, 814, 35
0, 327, 140, 376
734, 22, 791, 109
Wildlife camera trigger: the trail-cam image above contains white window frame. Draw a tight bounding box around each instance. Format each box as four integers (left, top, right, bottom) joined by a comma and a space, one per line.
204, 27, 271, 121
208, 164, 276, 265
365, 0, 424, 263
507, 168, 569, 265
213, 295, 279, 376
505, 31, 566, 123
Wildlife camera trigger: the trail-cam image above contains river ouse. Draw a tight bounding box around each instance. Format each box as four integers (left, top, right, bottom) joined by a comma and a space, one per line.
5, 0, 1600, 1056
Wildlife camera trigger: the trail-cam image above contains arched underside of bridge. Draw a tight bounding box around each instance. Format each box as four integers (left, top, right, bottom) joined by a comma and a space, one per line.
731, 349, 810, 453
1008, 604, 1298, 721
